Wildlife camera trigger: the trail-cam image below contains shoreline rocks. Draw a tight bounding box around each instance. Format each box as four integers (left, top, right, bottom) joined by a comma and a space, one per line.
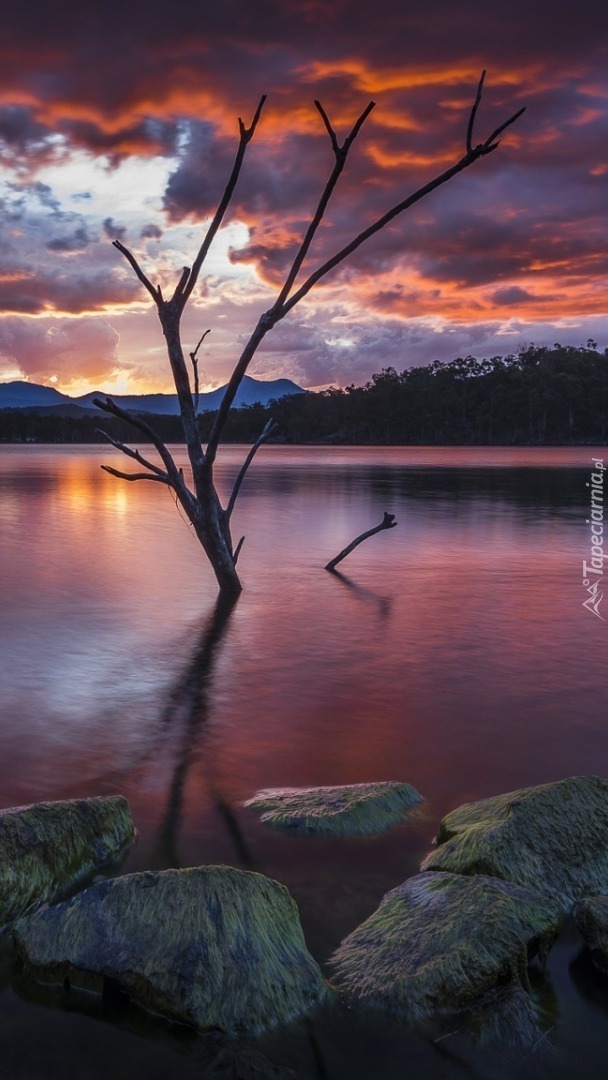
331, 871, 560, 1023
421, 776, 608, 911
572, 895, 608, 975
0, 796, 135, 928
13, 864, 329, 1036
244, 781, 423, 837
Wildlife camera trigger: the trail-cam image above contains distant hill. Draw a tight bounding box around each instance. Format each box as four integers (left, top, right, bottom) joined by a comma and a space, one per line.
0, 381, 71, 409
0, 375, 305, 414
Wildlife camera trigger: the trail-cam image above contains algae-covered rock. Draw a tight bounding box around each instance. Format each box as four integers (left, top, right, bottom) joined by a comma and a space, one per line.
13, 865, 328, 1036
468, 983, 554, 1054
572, 895, 608, 975
421, 776, 608, 911
331, 872, 560, 1022
243, 782, 423, 836
0, 796, 135, 928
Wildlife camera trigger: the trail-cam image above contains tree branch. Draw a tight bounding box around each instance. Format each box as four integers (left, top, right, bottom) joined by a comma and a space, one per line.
190, 328, 211, 414
226, 418, 279, 520
325, 512, 397, 572
95, 429, 169, 479
178, 95, 267, 310
92, 396, 195, 510
101, 465, 173, 485
112, 240, 160, 304
233, 536, 246, 565
272, 100, 375, 309
204, 76, 524, 474
171, 265, 191, 304
280, 76, 525, 317
466, 69, 486, 153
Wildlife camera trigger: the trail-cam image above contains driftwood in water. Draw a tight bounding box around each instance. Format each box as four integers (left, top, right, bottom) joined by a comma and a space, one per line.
325, 512, 397, 572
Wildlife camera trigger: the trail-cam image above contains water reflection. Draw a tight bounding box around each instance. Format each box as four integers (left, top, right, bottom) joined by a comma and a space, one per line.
1, 445, 607, 1078
326, 568, 393, 624
151, 592, 254, 871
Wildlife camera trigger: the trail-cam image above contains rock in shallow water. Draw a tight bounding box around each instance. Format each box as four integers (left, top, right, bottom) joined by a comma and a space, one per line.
0, 796, 135, 928
572, 895, 608, 976
331, 872, 560, 1022
421, 776, 608, 911
243, 782, 423, 836
13, 865, 328, 1036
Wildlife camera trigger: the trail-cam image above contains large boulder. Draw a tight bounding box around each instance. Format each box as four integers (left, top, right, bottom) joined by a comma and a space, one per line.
572, 895, 608, 975
243, 782, 423, 837
13, 865, 328, 1036
421, 776, 608, 911
331, 872, 560, 1022
0, 796, 135, 927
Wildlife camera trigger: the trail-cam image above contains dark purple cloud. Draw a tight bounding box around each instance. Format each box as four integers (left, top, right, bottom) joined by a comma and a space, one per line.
0, 0, 606, 389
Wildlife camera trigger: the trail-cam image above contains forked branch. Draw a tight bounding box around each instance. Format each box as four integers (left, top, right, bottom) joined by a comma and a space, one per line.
281, 80, 525, 317
93, 396, 193, 507
95, 429, 169, 479
273, 99, 375, 308
101, 465, 173, 485
190, 328, 211, 414
178, 95, 267, 309
205, 74, 525, 470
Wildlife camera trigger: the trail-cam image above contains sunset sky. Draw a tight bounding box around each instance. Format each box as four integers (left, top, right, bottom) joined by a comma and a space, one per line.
0, 0, 606, 395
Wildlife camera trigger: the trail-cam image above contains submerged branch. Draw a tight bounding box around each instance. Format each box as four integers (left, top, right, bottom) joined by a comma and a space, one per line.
325, 512, 397, 572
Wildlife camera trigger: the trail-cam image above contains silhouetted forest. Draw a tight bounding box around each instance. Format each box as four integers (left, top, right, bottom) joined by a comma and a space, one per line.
1, 343, 607, 445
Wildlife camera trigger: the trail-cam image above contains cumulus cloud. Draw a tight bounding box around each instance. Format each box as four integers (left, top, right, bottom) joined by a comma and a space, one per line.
0, 316, 120, 383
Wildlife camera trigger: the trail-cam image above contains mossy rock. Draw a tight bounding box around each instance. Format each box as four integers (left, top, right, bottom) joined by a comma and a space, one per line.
467, 982, 555, 1054
331, 872, 560, 1023
0, 796, 135, 928
13, 865, 328, 1036
421, 776, 608, 911
572, 895, 608, 976
243, 782, 423, 836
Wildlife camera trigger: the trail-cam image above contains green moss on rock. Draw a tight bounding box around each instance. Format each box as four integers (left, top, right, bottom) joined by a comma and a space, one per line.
243, 782, 423, 836
421, 776, 608, 911
13, 865, 328, 1036
331, 872, 560, 1023
0, 796, 135, 928
572, 895, 608, 976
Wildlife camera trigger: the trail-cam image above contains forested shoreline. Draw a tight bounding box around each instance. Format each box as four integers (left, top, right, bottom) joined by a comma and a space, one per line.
1, 343, 607, 446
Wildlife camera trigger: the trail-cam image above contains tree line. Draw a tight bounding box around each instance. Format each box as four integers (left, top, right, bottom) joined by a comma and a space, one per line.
1, 343, 606, 446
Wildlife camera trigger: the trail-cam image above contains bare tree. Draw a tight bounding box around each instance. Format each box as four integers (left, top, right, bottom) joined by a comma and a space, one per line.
96, 72, 524, 596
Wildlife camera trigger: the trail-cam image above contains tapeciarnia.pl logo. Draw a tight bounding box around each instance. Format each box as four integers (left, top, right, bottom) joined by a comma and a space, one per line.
582, 457, 605, 621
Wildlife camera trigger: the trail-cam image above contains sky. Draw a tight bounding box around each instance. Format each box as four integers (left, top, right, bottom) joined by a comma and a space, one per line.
0, 0, 606, 395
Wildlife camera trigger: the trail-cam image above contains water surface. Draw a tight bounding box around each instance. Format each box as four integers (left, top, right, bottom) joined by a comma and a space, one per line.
0, 445, 606, 1078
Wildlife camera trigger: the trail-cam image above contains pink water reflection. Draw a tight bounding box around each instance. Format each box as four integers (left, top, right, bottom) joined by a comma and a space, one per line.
0, 444, 605, 941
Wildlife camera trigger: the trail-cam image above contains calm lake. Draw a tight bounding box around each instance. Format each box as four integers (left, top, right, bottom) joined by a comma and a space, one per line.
0, 444, 607, 1079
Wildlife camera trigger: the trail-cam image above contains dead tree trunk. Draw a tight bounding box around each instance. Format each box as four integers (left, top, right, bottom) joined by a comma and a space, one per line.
96, 73, 524, 595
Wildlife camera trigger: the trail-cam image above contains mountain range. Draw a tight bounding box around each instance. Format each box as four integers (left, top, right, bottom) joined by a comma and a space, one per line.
0, 376, 306, 415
